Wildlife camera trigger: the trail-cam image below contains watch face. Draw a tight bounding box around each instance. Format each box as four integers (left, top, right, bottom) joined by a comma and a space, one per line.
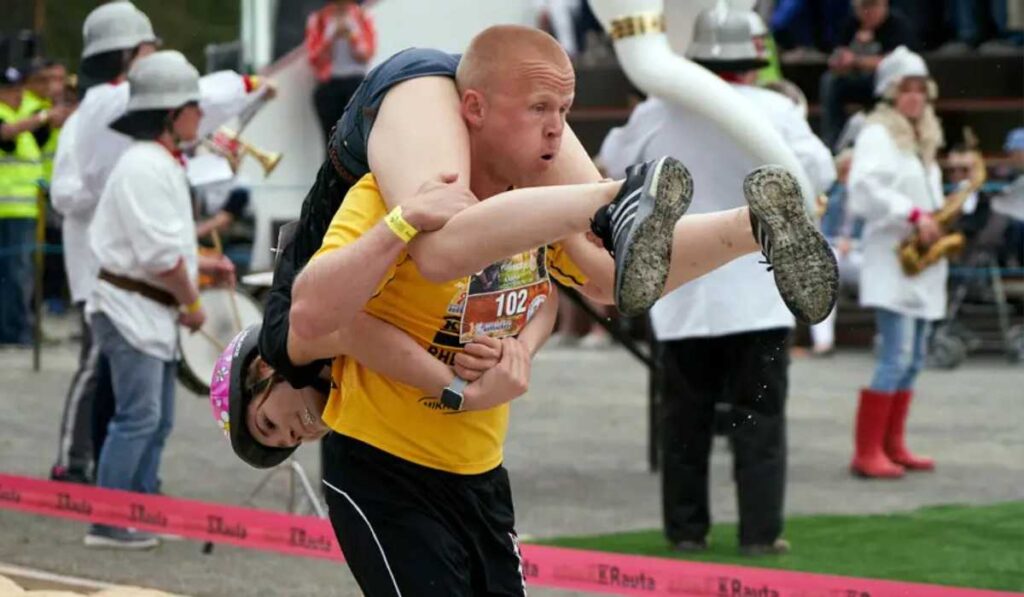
440, 388, 463, 411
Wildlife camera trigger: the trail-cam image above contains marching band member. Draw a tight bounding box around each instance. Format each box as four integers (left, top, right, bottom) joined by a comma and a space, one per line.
847, 46, 944, 478
85, 51, 207, 550
600, 0, 835, 556
50, 0, 263, 485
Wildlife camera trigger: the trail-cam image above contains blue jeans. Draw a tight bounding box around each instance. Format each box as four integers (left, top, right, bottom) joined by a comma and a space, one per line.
92, 313, 176, 494
0, 217, 36, 344
870, 309, 931, 393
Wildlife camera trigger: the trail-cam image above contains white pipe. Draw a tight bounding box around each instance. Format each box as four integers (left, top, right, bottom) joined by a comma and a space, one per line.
589, 0, 817, 211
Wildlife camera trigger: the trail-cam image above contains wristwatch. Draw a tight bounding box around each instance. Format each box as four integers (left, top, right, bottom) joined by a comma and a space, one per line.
440, 377, 468, 411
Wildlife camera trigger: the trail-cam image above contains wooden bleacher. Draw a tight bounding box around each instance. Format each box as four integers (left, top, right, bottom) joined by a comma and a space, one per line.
570, 52, 1024, 156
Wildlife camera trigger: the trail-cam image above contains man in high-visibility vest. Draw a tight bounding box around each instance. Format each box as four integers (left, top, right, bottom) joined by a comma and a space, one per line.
0, 50, 48, 346
24, 57, 71, 182
24, 57, 74, 317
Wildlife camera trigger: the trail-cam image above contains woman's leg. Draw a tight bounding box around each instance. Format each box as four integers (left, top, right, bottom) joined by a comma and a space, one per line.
135, 359, 177, 494
870, 308, 914, 393
367, 81, 758, 292
92, 314, 164, 494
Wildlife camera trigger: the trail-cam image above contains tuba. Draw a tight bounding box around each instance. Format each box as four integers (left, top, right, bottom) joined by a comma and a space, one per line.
589, 0, 818, 211
898, 130, 987, 276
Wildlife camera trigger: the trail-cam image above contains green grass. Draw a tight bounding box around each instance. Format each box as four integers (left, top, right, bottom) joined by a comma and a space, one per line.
537, 502, 1024, 592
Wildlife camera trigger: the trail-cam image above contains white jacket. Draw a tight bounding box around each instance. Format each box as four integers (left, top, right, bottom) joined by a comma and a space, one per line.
600, 86, 836, 340
50, 111, 95, 303
848, 122, 947, 320
50, 72, 252, 302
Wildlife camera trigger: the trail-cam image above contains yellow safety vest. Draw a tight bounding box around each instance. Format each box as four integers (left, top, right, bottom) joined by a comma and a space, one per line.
22, 91, 60, 182
0, 97, 44, 219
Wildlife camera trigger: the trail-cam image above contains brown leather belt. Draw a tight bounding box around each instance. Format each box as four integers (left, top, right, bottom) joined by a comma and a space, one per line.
98, 269, 177, 307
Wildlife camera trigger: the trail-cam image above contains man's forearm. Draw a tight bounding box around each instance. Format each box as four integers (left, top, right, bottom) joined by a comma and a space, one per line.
291, 221, 405, 340
156, 257, 199, 306
1, 113, 47, 141
518, 288, 559, 355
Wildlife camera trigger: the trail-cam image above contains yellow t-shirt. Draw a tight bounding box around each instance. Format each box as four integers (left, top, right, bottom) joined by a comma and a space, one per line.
312, 174, 587, 474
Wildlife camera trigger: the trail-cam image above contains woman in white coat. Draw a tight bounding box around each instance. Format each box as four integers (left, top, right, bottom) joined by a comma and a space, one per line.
847, 46, 944, 478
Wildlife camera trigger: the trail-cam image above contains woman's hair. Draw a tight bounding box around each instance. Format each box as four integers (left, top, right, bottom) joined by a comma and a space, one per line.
245, 355, 267, 395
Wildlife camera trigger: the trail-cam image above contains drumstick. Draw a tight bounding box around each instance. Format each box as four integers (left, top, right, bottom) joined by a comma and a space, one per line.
211, 230, 243, 333
196, 327, 226, 353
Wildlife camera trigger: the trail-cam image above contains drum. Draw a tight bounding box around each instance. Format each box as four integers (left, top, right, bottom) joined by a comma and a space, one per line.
178, 287, 263, 395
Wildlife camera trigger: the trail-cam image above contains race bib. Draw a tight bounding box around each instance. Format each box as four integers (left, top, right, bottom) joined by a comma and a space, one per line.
459, 248, 550, 343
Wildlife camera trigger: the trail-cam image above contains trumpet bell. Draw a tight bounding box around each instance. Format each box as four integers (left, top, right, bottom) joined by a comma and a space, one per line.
208, 127, 282, 177
250, 147, 282, 177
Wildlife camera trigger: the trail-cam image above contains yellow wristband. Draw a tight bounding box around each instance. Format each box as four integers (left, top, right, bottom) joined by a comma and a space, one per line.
183, 298, 202, 314
384, 205, 419, 243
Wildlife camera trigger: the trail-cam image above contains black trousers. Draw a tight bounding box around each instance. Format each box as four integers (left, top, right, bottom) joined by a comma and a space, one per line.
52, 304, 114, 477
313, 75, 365, 150
659, 328, 790, 547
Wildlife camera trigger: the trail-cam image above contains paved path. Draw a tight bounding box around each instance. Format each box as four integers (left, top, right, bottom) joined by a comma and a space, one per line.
1, 316, 1021, 596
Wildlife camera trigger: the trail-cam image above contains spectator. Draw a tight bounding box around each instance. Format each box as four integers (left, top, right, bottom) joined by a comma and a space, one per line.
0, 43, 57, 346
847, 46, 944, 479
25, 57, 74, 315
770, 0, 851, 54
601, 3, 835, 556
819, 0, 918, 149
810, 149, 862, 356
534, 0, 582, 58
994, 128, 1024, 268
942, 0, 1024, 53
305, 0, 375, 148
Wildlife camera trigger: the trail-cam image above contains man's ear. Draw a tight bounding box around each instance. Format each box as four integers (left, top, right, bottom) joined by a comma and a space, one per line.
461, 89, 486, 129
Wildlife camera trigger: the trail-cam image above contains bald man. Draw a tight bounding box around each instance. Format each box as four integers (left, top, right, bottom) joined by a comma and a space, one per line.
277, 26, 836, 596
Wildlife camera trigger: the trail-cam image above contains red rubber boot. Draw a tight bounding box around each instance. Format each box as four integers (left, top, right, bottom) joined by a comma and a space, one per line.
885, 390, 935, 471
851, 389, 905, 478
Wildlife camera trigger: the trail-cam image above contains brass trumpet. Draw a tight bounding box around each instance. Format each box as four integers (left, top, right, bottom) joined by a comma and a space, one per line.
203, 127, 282, 177
898, 131, 986, 276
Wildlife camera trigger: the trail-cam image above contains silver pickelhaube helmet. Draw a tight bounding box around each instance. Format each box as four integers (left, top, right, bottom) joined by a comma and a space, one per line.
686, 0, 768, 72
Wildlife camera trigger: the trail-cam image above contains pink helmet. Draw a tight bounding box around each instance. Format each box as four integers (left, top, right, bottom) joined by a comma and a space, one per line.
209, 323, 296, 469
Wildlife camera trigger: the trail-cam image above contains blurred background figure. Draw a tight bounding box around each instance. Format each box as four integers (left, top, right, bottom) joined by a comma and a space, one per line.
0, 34, 60, 347
533, 0, 583, 58
819, 0, 918, 149
941, 0, 1024, 54
47, 1, 159, 485
601, 1, 834, 557
770, 0, 851, 57
24, 51, 74, 317
847, 46, 944, 479
305, 0, 375, 148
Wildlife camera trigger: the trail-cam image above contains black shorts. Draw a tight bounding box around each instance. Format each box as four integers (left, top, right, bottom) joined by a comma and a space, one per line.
322, 433, 527, 597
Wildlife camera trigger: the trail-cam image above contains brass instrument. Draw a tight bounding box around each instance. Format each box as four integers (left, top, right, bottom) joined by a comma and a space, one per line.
203, 126, 282, 177
898, 129, 986, 276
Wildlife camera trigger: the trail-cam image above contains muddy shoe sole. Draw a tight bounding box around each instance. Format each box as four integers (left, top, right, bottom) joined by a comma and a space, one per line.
616, 157, 693, 316
744, 165, 838, 324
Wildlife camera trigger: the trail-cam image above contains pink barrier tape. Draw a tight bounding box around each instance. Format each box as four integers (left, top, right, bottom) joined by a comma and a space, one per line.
1, 473, 1019, 597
